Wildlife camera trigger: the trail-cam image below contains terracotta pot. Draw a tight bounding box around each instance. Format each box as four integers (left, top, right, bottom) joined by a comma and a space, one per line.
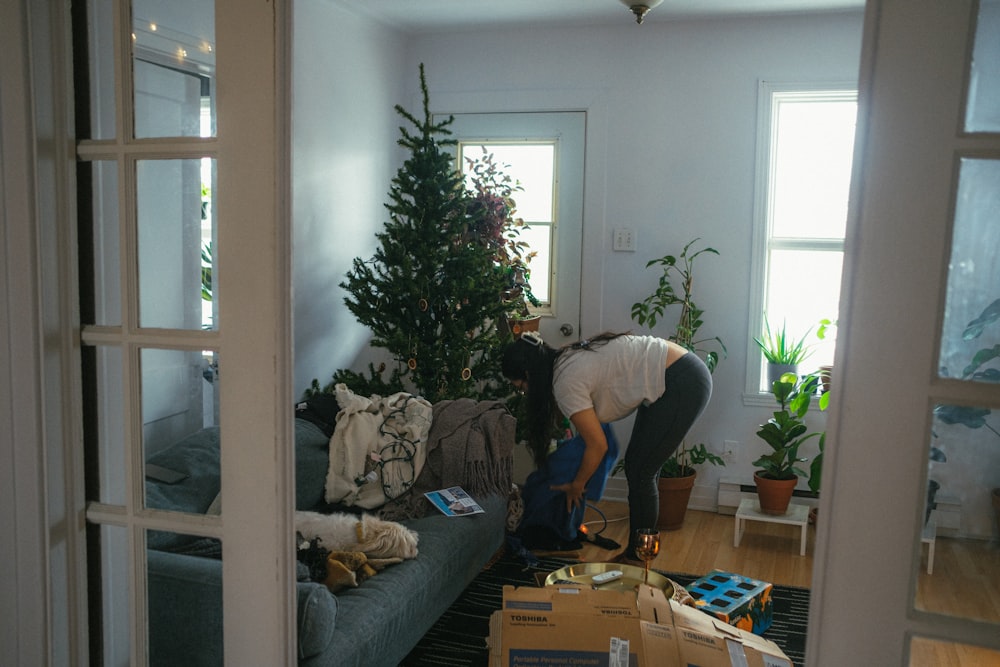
818, 365, 834, 394
657, 473, 696, 531
501, 315, 542, 338
754, 471, 798, 515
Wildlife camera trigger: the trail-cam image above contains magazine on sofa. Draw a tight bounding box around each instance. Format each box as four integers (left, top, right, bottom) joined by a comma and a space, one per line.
424, 486, 484, 517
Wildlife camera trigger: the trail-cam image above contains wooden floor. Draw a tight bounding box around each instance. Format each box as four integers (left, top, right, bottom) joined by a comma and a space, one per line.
576, 501, 814, 587
573, 501, 1000, 665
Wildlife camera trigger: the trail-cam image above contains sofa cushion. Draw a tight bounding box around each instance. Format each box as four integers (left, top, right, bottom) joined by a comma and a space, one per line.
147, 549, 338, 664
146, 426, 222, 516
294, 419, 330, 511
297, 579, 339, 659
145, 418, 331, 519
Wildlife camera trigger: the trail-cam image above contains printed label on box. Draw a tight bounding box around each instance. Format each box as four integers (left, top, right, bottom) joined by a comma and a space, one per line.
509, 648, 639, 666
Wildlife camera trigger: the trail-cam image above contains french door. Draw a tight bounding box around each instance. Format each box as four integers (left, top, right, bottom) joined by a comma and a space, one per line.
72, 0, 294, 664
810, 0, 1000, 663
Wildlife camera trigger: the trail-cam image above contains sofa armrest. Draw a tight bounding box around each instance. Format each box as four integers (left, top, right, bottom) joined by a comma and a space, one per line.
147, 550, 338, 665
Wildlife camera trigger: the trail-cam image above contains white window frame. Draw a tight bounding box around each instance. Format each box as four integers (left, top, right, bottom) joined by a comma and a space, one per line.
744, 81, 857, 407
457, 140, 558, 311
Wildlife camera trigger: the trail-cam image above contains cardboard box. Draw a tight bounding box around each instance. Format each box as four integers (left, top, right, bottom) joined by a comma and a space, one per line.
487, 583, 791, 667
686, 570, 773, 634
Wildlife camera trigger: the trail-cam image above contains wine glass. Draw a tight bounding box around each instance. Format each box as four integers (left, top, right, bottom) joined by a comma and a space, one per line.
634, 528, 661, 585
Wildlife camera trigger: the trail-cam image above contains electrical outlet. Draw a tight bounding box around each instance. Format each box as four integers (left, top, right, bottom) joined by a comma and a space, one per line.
722, 440, 739, 464
612, 227, 636, 252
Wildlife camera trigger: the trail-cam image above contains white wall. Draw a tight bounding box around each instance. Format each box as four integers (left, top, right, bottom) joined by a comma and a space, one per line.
291, 0, 406, 395
404, 12, 864, 508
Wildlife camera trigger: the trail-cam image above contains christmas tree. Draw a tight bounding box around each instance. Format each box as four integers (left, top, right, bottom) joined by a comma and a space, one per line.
331, 65, 511, 403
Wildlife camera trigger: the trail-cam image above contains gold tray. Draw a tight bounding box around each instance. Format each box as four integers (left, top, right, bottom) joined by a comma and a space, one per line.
543, 562, 673, 596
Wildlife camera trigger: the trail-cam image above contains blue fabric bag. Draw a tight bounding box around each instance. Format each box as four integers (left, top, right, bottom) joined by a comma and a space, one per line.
517, 423, 620, 543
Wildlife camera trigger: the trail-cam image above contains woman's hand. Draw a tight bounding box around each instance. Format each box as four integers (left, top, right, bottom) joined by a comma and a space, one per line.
551, 408, 608, 513
551, 479, 587, 512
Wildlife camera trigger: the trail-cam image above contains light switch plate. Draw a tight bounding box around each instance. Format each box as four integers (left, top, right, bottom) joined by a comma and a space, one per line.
613, 228, 636, 251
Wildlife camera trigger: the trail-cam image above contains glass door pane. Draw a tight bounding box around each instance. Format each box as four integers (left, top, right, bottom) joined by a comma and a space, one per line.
132, 0, 215, 139
910, 636, 1000, 665
136, 159, 216, 331
965, 1, 1000, 133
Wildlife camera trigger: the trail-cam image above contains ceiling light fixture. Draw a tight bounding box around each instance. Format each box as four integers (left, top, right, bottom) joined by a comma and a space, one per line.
619, 0, 663, 24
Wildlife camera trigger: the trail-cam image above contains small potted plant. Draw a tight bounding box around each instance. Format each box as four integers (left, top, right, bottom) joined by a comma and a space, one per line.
754, 372, 824, 515
815, 317, 838, 393
754, 315, 813, 387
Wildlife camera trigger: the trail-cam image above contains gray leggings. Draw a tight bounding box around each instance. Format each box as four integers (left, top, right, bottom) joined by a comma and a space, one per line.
622, 353, 712, 555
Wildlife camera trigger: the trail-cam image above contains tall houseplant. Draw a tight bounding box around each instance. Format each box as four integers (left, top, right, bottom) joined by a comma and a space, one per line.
754, 372, 824, 514
631, 237, 727, 372
626, 237, 727, 529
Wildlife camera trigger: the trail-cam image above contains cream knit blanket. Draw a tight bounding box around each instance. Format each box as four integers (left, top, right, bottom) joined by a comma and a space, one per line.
325, 383, 432, 509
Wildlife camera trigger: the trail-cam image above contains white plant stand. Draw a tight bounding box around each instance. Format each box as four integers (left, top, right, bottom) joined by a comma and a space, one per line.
734, 498, 810, 556
922, 516, 937, 575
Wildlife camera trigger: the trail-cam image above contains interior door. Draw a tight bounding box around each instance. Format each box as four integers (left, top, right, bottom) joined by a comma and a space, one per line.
809, 0, 1000, 663
73, 0, 294, 664
445, 112, 586, 346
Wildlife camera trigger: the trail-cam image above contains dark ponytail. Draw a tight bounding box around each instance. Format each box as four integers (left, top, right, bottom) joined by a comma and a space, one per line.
502, 331, 630, 467
502, 336, 561, 467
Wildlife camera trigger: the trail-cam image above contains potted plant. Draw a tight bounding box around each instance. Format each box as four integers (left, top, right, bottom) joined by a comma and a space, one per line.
623, 238, 727, 528
754, 315, 814, 387
655, 443, 725, 530
630, 237, 727, 372
465, 148, 541, 337
815, 317, 838, 394
754, 371, 824, 515
612, 442, 724, 531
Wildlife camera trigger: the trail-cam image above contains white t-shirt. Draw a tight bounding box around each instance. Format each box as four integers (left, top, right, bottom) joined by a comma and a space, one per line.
552, 335, 670, 422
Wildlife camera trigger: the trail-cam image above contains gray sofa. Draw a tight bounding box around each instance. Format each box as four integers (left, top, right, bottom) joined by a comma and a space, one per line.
145, 417, 508, 667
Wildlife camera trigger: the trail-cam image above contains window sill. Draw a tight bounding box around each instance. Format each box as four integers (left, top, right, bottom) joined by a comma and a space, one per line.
742, 392, 776, 408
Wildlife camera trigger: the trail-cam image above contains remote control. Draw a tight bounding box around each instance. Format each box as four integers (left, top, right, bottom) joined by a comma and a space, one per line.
591, 570, 623, 585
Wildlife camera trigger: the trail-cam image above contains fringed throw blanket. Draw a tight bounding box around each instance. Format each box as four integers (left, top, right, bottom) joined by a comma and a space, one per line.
380, 398, 516, 521
325, 384, 433, 509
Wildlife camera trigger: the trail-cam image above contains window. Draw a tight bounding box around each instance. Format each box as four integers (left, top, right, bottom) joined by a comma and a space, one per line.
458, 142, 556, 306
747, 83, 857, 399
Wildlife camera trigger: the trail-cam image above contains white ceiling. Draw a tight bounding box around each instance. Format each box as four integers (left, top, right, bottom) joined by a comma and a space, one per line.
348, 0, 866, 33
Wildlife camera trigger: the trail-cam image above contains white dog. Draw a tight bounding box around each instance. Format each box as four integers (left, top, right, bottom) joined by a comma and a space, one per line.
294, 511, 419, 560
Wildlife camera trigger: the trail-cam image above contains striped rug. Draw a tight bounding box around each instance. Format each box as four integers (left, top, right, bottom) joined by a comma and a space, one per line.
400, 551, 810, 667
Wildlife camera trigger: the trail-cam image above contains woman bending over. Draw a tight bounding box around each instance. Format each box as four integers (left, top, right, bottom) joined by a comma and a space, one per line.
502, 331, 712, 562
